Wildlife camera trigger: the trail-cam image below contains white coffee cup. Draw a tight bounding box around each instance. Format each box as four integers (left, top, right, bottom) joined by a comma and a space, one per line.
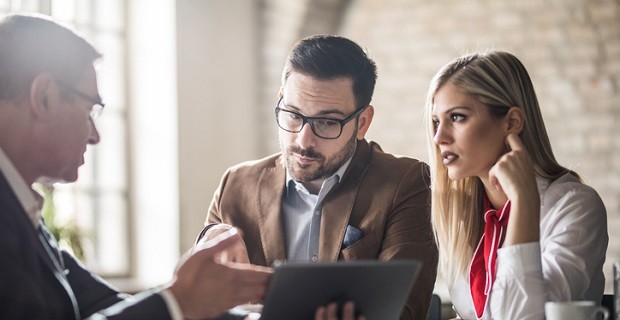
545, 301, 609, 320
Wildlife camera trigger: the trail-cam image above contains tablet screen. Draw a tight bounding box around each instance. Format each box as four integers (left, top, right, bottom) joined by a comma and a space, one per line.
260, 260, 422, 320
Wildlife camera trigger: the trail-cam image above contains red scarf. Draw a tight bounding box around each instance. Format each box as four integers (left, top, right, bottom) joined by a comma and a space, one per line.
470, 195, 511, 318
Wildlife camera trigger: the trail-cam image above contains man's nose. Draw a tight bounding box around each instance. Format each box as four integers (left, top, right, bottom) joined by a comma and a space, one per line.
88, 118, 100, 144
295, 122, 317, 149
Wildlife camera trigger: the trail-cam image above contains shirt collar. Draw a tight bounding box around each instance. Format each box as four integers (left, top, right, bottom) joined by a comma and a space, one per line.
285, 156, 353, 196
0, 146, 44, 228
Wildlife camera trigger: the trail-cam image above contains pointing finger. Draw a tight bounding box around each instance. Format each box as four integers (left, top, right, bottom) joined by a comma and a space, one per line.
505, 133, 524, 151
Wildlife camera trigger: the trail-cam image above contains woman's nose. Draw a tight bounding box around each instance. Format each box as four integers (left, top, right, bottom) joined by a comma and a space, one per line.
433, 122, 451, 145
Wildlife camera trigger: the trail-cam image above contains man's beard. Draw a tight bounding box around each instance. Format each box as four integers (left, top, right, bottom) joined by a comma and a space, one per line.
280, 128, 358, 183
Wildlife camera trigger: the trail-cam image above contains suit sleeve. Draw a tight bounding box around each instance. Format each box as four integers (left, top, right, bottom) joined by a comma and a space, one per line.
379, 162, 438, 320
67, 249, 249, 320
83, 291, 171, 320
195, 169, 232, 243
207, 169, 231, 225
0, 253, 56, 320
60, 250, 173, 320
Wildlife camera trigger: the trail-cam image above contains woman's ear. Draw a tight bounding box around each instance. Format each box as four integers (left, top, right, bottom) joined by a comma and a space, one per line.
506, 106, 525, 134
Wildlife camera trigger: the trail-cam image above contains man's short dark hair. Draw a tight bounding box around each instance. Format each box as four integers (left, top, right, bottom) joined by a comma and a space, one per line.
282, 35, 377, 110
0, 14, 101, 101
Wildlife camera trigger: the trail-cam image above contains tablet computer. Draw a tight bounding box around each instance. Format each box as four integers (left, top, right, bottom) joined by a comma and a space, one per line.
260, 260, 422, 320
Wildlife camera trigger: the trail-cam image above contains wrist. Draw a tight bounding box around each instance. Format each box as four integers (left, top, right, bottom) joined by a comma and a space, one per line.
504, 202, 540, 246
198, 223, 234, 243
167, 283, 189, 318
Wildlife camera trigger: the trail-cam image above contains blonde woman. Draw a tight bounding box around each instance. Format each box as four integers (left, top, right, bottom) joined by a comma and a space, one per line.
425, 51, 608, 319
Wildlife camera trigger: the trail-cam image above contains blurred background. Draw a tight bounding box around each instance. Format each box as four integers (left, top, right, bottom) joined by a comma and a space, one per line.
2, 0, 618, 306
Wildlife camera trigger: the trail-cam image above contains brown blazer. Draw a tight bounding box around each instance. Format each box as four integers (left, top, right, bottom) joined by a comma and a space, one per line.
203, 139, 438, 319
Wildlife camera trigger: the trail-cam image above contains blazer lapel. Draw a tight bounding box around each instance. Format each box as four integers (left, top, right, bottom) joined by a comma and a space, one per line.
0, 174, 80, 319
36, 223, 81, 320
33, 225, 60, 274
318, 140, 371, 261
256, 157, 287, 265
0, 174, 57, 273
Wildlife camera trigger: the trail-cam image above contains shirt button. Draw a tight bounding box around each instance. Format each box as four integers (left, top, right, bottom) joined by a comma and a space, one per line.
315, 210, 320, 215
312, 256, 318, 262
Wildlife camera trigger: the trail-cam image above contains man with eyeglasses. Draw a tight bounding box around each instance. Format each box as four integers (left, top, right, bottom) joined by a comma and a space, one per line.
197, 35, 438, 319
0, 13, 276, 320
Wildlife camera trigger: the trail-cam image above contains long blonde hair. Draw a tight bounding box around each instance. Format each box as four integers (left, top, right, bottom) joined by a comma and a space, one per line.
424, 51, 578, 282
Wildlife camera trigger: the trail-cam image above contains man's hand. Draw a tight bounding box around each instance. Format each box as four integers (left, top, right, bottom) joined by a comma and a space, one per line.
314, 301, 366, 320
197, 224, 251, 264
169, 228, 272, 319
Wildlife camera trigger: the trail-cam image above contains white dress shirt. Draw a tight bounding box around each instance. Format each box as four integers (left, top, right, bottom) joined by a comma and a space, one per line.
0, 146, 44, 228
449, 173, 608, 320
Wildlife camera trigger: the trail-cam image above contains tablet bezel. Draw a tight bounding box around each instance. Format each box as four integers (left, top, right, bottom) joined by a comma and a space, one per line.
259, 260, 422, 320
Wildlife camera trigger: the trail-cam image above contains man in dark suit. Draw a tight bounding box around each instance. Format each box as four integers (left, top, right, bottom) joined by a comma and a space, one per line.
197, 35, 439, 319
0, 13, 273, 320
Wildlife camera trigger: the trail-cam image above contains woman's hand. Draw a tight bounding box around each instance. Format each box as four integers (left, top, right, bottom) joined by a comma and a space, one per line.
488, 133, 540, 246
488, 133, 538, 202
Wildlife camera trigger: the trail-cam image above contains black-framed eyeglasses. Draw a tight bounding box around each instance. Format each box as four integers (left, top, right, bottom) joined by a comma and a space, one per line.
275, 97, 366, 139
56, 80, 105, 120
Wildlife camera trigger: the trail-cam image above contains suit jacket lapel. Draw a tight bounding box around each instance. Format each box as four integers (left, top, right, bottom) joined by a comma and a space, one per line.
34, 225, 62, 275
256, 156, 287, 265
318, 140, 371, 261
37, 223, 81, 320
0, 174, 81, 319
0, 174, 56, 273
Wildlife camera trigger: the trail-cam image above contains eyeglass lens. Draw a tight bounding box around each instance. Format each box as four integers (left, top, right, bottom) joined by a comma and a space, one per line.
276, 109, 343, 139
56, 80, 105, 120
89, 104, 104, 120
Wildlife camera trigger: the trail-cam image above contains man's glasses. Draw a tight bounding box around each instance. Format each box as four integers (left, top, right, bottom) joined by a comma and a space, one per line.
275, 97, 366, 139
56, 80, 105, 120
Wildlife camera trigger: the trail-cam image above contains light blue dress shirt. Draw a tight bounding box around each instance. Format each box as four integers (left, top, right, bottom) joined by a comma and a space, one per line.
282, 158, 352, 262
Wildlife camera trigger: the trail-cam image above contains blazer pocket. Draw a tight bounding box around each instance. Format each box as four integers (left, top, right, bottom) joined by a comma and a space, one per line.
340, 230, 378, 260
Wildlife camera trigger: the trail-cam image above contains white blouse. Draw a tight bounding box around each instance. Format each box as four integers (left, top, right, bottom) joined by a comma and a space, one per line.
449, 173, 608, 320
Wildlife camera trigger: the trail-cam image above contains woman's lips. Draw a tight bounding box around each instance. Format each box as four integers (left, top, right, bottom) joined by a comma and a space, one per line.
441, 151, 458, 165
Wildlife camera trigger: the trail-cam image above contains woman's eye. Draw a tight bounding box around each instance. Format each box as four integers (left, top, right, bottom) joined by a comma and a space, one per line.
432, 119, 439, 130
288, 112, 301, 120
450, 113, 466, 122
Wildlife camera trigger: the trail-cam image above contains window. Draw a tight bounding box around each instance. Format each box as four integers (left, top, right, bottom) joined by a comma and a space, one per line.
1, 0, 131, 277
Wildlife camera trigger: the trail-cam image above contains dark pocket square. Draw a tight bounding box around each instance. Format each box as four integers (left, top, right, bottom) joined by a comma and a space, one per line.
342, 225, 363, 249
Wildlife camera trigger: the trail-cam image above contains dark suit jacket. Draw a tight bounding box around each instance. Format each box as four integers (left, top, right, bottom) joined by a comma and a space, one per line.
203, 139, 439, 319
0, 173, 171, 320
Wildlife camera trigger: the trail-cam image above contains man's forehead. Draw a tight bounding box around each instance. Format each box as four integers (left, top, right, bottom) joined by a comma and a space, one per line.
284, 72, 353, 89
282, 73, 355, 111
74, 65, 99, 94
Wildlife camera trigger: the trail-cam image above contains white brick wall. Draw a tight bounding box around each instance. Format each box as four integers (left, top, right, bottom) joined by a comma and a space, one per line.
256, 0, 620, 294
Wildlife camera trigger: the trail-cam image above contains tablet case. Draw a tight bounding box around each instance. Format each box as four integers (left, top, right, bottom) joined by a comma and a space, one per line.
260, 260, 422, 320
